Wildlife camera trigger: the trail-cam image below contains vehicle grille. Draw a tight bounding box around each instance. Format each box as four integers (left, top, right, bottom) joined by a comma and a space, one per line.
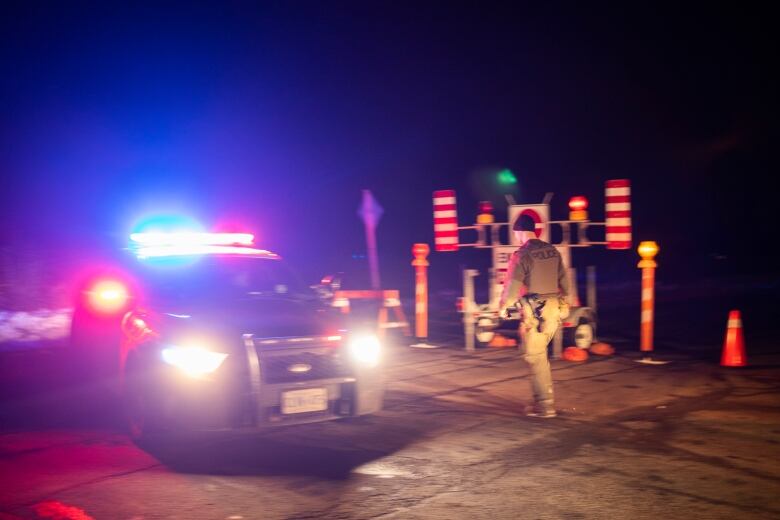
259, 350, 352, 384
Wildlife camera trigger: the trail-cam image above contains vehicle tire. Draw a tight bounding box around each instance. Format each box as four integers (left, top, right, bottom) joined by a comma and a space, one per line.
563, 320, 594, 350
123, 354, 165, 443
70, 311, 122, 385
69, 317, 124, 425
475, 317, 496, 347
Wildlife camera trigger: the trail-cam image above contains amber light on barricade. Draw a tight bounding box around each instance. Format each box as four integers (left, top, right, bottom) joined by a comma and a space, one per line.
568, 196, 588, 221
637, 241, 659, 265
477, 201, 495, 224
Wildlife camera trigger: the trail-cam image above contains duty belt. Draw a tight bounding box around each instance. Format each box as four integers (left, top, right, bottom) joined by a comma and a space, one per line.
517, 294, 547, 320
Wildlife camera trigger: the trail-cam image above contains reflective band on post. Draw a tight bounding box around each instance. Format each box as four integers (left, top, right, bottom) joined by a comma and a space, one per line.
435, 236, 458, 245
606, 188, 630, 197
607, 217, 632, 226
434, 223, 457, 232
728, 319, 742, 328
434, 209, 457, 218
433, 196, 456, 205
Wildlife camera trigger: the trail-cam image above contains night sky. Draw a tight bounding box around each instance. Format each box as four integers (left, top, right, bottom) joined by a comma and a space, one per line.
1, 2, 776, 292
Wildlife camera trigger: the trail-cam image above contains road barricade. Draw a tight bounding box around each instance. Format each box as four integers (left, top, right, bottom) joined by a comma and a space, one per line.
334, 290, 411, 339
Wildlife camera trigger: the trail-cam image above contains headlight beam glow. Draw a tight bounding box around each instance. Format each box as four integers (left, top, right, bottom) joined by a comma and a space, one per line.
161, 345, 228, 377
348, 334, 381, 367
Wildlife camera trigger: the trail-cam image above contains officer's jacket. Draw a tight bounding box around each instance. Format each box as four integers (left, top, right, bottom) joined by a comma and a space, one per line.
500, 239, 569, 304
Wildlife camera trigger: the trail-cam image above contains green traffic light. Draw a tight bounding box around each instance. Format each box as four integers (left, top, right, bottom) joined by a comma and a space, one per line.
497, 169, 517, 185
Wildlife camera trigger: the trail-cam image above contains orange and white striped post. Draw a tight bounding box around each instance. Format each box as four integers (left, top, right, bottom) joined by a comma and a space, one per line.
412, 244, 429, 339
636, 241, 666, 364
411, 243, 437, 349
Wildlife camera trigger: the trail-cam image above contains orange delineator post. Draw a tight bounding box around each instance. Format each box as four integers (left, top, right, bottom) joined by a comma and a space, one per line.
640, 265, 655, 353
637, 241, 659, 359
412, 243, 430, 340
377, 307, 389, 338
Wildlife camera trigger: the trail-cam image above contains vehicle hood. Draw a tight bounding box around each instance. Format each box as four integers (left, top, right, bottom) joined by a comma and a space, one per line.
151, 296, 341, 346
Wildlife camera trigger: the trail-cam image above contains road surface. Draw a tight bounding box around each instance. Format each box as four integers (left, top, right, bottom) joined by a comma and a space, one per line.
1, 281, 779, 519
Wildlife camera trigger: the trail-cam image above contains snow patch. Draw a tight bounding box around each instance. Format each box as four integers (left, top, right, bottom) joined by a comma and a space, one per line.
0, 308, 73, 343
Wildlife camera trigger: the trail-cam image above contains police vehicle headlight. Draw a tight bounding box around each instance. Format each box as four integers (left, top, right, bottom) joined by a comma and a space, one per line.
161, 345, 228, 377
348, 334, 381, 368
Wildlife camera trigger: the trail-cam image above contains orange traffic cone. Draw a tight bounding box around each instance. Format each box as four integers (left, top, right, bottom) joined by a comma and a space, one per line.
721, 310, 746, 367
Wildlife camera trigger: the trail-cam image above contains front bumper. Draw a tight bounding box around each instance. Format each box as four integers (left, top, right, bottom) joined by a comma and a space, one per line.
150, 334, 384, 431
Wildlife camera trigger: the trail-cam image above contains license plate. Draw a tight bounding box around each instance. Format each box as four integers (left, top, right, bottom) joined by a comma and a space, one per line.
281, 388, 328, 414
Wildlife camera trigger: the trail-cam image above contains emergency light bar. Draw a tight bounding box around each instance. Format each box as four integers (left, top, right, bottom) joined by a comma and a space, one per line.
130, 232, 255, 247
134, 245, 279, 259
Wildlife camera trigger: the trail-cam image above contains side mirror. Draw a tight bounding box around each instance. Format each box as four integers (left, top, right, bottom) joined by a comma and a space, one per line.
311, 274, 342, 300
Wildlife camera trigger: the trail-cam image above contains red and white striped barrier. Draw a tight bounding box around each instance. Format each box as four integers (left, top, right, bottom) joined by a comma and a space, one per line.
605, 179, 631, 250
433, 190, 458, 252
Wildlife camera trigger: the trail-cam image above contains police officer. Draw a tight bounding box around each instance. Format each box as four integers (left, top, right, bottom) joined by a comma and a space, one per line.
498, 214, 570, 418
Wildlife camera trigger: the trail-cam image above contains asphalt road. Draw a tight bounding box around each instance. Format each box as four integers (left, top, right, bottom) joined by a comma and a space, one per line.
1, 282, 779, 519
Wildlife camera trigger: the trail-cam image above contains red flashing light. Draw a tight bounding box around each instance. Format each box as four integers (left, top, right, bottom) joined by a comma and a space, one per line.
87, 279, 129, 314
478, 201, 493, 214
568, 196, 588, 211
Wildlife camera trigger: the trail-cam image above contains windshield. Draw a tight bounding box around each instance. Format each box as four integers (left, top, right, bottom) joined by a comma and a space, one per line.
135, 256, 312, 305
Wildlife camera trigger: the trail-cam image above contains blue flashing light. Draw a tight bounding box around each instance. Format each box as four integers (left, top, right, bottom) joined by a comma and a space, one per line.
127, 216, 274, 261
131, 214, 206, 235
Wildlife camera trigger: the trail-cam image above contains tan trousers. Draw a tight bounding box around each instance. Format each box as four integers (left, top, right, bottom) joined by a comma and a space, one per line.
517, 296, 561, 407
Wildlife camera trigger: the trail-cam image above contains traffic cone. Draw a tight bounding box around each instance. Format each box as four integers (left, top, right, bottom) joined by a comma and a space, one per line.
721, 310, 746, 367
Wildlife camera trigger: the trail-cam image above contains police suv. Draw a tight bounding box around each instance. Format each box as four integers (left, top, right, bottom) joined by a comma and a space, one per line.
70, 232, 384, 440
